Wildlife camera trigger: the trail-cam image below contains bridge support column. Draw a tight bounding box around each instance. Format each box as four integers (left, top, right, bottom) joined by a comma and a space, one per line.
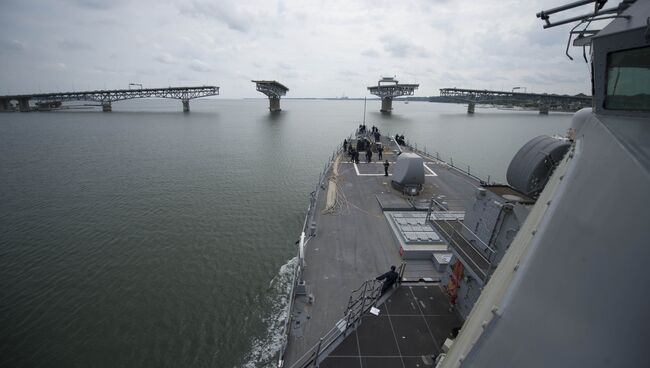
102, 102, 112, 112
380, 97, 393, 113
539, 104, 549, 114
18, 98, 30, 112
0, 98, 8, 111
269, 97, 281, 112
182, 99, 190, 112
467, 102, 475, 114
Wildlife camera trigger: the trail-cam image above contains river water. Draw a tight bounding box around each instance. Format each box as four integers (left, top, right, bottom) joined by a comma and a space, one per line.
0, 99, 571, 367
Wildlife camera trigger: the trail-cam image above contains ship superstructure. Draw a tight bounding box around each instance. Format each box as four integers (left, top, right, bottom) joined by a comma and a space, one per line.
440, 1, 650, 367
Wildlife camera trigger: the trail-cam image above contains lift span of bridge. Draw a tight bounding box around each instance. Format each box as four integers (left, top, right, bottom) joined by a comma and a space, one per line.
439, 87, 592, 114
367, 77, 419, 112
252, 80, 288, 112
0, 85, 220, 112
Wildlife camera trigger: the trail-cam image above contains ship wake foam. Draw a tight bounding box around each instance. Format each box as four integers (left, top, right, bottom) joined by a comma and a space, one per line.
242, 257, 297, 368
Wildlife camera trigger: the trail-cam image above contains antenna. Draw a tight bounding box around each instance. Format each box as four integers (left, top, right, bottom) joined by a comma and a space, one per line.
537, 0, 631, 61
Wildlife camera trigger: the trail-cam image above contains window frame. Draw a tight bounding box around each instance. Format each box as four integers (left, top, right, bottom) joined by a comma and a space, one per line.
603, 45, 650, 112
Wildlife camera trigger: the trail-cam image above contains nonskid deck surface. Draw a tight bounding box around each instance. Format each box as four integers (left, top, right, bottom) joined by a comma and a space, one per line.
320, 285, 461, 368
283, 136, 481, 366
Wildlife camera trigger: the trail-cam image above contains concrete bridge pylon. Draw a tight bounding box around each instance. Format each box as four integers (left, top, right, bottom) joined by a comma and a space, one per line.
252, 80, 289, 112
367, 77, 419, 113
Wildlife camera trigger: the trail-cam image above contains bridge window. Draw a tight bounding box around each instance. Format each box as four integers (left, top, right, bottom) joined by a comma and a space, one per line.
605, 46, 650, 111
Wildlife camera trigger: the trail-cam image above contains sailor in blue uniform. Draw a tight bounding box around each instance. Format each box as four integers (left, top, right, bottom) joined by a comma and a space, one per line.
376, 265, 399, 294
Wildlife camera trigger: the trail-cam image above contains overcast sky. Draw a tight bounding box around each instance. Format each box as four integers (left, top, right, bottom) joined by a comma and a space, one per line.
0, 0, 595, 98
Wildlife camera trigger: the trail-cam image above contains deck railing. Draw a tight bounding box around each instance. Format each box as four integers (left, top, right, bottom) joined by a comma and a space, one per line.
286, 279, 384, 368
408, 142, 492, 185
277, 134, 353, 368
287, 262, 406, 368
385, 132, 493, 185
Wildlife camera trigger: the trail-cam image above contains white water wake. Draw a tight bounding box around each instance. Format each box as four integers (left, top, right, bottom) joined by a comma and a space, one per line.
242, 257, 297, 368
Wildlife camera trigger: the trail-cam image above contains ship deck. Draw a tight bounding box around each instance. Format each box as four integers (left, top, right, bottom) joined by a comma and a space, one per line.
321, 285, 461, 368
283, 135, 481, 367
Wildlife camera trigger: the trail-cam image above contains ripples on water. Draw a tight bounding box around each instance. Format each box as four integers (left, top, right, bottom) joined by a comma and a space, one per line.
0, 99, 571, 367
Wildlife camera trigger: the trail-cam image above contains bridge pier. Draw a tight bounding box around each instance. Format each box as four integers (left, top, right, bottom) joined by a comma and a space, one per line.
269, 97, 281, 112
467, 102, 475, 114
102, 102, 112, 112
182, 99, 190, 112
252, 81, 288, 112
380, 97, 393, 113
368, 77, 418, 113
18, 98, 30, 112
0, 98, 8, 111
539, 104, 549, 114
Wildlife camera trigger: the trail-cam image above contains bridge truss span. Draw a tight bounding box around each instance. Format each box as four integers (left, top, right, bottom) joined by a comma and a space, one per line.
439, 87, 592, 114
367, 84, 420, 99
0, 85, 220, 112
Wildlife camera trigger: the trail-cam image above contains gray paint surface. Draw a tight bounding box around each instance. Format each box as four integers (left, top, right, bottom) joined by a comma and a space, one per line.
461, 109, 650, 368
392, 153, 425, 186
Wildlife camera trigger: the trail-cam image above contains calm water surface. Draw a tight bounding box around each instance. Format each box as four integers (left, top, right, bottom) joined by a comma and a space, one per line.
0, 99, 571, 367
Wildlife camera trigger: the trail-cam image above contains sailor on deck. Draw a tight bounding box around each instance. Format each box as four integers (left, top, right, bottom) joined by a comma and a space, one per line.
376, 265, 399, 294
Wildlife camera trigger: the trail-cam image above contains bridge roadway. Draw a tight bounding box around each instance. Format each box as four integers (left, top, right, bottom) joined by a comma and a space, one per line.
0, 85, 220, 112
439, 87, 592, 114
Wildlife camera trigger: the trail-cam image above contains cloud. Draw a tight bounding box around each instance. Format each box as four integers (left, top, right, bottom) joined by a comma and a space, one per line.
135, 68, 154, 76
93, 65, 121, 73
42, 62, 67, 71
0, 0, 592, 98
339, 69, 361, 78
361, 48, 379, 57
522, 73, 585, 85
0, 39, 25, 53
180, 2, 251, 32
58, 39, 92, 51
189, 59, 213, 72
155, 53, 175, 64
67, 0, 126, 10
524, 25, 567, 47
276, 62, 294, 71
471, 73, 508, 83
380, 36, 430, 58
277, 0, 286, 15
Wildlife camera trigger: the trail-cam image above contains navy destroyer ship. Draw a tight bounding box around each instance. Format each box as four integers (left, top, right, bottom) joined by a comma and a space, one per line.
277, 1, 649, 367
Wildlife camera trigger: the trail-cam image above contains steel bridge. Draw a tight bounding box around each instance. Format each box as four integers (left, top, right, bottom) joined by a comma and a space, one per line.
439, 87, 592, 114
0, 85, 220, 112
252, 80, 289, 112
367, 77, 419, 112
